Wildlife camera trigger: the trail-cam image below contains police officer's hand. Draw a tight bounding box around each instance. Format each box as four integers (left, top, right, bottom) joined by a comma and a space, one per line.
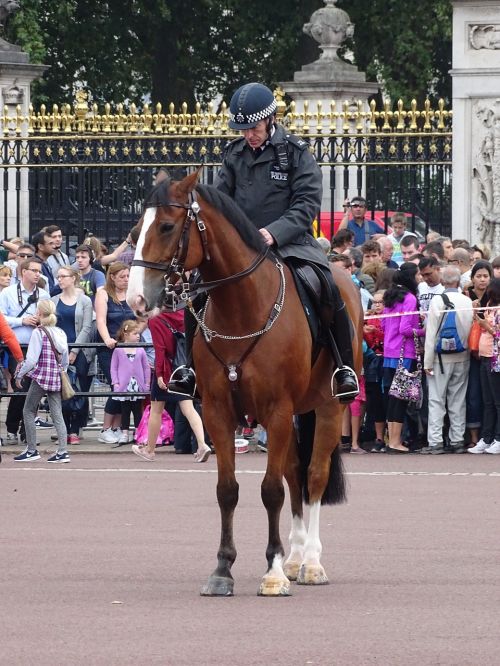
259, 228, 274, 246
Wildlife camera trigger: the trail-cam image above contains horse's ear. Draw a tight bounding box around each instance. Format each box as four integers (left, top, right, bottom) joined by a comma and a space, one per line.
178, 167, 203, 196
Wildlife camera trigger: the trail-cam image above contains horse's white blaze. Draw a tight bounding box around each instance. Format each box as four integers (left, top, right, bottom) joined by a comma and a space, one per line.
302, 501, 322, 565
126, 206, 155, 310
287, 514, 307, 562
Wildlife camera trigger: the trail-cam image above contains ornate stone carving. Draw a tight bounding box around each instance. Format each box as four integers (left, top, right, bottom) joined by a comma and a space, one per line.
0, 0, 21, 52
303, 0, 354, 63
470, 24, 500, 50
2, 78, 23, 104
472, 99, 500, 252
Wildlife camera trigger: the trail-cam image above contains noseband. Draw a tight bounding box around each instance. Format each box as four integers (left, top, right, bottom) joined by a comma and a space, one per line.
131, 191, 269, 308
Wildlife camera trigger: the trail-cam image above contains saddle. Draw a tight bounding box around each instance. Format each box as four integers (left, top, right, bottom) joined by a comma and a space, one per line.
288, 261, 334, 358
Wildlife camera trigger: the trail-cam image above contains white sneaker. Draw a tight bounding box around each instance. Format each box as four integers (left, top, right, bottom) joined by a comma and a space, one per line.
112, 428, 122, 443
118, 430, 129, 444
6, 432, 18, 443
468, 438, 490, 454
98, 428, 119, 444
485, 440, 500, 454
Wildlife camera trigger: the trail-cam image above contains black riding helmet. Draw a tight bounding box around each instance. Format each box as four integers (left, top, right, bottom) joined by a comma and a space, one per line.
228, 83, 277, 130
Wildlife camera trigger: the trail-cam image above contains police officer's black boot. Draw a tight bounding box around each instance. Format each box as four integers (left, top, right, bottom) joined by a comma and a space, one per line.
330, 303, 359, 403
167, 309, 197, 398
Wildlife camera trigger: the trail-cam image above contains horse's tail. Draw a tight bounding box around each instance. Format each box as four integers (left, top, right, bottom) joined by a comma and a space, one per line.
296, 411, 347, 506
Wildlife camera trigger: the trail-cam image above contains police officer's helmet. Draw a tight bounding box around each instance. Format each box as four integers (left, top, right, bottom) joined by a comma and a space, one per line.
228, 83, 277, 130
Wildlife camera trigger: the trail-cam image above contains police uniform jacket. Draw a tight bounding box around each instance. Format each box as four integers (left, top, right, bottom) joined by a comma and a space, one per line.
215, 124, 328, 268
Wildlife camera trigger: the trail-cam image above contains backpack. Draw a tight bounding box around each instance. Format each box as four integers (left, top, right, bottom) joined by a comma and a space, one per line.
159, 319, 187, 370
435, 293, 465, 370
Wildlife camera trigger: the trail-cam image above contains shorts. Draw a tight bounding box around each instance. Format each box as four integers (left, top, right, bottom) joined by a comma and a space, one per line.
151, 374, 184, 404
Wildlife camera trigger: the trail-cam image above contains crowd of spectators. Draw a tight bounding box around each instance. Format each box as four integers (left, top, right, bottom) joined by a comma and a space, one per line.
327, 199, 500, 454
2, 202, 500, 459
0, 225, 208, 461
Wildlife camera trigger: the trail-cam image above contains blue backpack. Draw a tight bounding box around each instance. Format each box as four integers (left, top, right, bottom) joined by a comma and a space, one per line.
435, 293, 465, 370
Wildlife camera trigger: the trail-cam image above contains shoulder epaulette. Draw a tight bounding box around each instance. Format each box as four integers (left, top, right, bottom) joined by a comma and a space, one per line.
284, 134, 309, 151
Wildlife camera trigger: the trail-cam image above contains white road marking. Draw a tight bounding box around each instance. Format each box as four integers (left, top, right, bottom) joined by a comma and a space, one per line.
1, 468, 499, 476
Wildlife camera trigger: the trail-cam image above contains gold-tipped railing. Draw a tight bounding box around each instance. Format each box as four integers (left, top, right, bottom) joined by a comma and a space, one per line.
0, 89, 452, 137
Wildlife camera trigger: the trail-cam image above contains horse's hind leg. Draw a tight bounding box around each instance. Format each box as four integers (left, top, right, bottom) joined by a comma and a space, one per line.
258, 410, 294, 597
200, 410, 239, 597
297, 404, 345, 586
283, 427, 307, 582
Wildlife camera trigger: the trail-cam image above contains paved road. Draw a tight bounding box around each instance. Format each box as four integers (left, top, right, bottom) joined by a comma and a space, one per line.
1, 451, 499, 665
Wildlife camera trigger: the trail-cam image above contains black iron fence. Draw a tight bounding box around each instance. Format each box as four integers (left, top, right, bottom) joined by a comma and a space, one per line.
0, 93, 452, 249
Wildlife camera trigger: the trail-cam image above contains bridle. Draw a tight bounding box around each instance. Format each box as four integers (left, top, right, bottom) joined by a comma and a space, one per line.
131, 190, 270, 309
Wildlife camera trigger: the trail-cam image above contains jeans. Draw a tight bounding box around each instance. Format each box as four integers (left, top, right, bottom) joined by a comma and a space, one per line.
23, 380, 67, 454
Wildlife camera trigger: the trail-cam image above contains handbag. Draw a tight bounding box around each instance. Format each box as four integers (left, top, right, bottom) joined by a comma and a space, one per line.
388, 331, 422, 403
40, 326, 75, 400
158, 319, 187, 370
468, 320, 481, 354
491, 311, 500, 373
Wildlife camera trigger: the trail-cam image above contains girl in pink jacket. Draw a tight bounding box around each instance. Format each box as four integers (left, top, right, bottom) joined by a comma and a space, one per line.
111, 320, 150, 446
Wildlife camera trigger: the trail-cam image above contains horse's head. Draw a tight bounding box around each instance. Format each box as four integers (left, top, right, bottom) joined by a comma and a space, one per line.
127, 170, 204, 316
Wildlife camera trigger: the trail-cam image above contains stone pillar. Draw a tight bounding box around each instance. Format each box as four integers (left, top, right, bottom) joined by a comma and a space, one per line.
279, 0, 378, 213
0, 25, 48, 239
451, 0, 500, 254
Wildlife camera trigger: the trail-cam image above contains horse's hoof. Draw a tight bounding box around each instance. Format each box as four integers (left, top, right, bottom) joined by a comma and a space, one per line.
296, 564, 329, 585
200, 575, 234, 596
258, 575, 291, 597
283, 560, 300, 581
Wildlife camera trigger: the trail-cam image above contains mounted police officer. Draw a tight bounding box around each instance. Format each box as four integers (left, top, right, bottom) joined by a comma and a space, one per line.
168, 82, 358, 401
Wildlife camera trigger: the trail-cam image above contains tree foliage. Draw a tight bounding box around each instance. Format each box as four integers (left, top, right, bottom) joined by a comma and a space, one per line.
7, 0, 451, 108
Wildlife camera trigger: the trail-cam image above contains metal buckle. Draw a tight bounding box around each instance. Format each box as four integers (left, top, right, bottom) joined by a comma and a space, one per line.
197, 219, 206, 232
191, 201, 201, 215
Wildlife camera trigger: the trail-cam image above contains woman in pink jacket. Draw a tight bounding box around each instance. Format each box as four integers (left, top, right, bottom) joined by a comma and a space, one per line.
382, 263, 425, 453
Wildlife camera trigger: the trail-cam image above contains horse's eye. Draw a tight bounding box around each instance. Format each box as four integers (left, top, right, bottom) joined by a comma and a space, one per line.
159, 221, 175, 234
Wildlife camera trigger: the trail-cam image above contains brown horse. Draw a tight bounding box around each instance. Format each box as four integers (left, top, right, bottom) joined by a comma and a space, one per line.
128, 171, 363, 597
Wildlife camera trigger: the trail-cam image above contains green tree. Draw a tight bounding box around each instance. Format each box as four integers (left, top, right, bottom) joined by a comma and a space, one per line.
337, 0, 452, 105
7, 0, 451, 108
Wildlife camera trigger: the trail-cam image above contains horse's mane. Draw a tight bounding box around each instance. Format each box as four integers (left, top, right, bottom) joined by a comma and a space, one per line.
196, 184, 266, 254
143, 178, 266, 254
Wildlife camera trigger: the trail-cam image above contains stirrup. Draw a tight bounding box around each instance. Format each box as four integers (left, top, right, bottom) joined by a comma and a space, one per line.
167, 365, 197, 398
331, 365, 360, 401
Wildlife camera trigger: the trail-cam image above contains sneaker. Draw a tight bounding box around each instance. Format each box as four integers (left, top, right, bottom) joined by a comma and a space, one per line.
6, 432, 18, 443
47, 452, 70, 463
468, 438, 490, 454
14, 449, 40, 462
98, 428, 120, 444
450, 444, 466, 454
420, 445, 445, 454
67, 434, 80, 445
485, 440, 500, 454
34, 417, 54, 429
113, 430, 130, 447
371, 439, 386, 453
257, 440, 268, 453
131, 444, 155, 462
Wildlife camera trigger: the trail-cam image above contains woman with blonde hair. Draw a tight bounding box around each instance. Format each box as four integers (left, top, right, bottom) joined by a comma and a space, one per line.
94, 261, 135, 444
52, 266, 93, 444
14, 300, 70, 463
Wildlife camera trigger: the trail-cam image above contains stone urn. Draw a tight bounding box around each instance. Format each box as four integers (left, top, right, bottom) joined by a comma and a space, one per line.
303, 0, 354, 63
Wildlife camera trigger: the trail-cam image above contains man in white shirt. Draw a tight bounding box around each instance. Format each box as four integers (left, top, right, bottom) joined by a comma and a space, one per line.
421, 266, 473, 454
0, 258, 50, 442
418, 257, 445, 314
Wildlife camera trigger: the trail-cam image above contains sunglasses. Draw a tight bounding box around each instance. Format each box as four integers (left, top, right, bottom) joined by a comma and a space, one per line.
351, 204, 365, 208
17, 253, 34, 258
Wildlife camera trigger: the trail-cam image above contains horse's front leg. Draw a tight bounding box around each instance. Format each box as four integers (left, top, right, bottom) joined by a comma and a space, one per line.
200, 411, 238, 597
258, 411, 294, 597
